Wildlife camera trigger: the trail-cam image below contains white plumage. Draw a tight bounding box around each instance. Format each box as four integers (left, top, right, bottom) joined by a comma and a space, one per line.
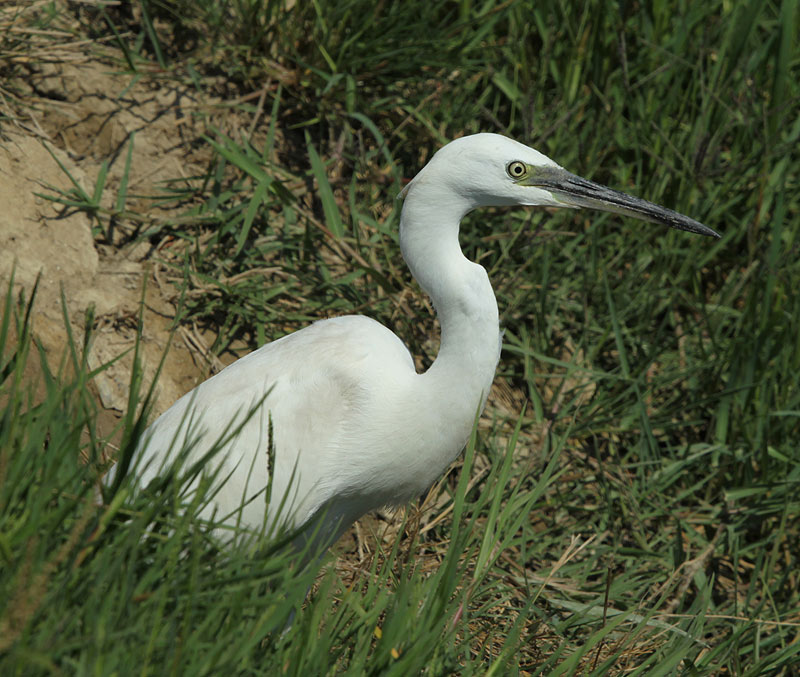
110, 133, 718, 551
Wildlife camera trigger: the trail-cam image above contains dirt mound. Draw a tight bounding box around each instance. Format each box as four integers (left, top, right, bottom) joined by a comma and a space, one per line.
1, 52, 215, 440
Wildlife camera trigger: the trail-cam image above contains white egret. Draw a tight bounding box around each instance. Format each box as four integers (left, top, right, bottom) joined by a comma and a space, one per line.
109, 133, 718, 552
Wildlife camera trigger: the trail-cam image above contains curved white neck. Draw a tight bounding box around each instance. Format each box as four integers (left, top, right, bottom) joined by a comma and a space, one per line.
399, 185, 501, 412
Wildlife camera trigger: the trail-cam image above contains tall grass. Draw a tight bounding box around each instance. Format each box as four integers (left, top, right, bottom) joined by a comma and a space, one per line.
2, 0, 799, 673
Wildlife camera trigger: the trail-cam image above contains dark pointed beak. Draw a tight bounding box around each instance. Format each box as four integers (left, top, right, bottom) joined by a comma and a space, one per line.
521, 167, 720, 238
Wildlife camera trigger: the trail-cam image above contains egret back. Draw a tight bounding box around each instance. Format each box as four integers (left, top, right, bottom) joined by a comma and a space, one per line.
116, 315, 430, 545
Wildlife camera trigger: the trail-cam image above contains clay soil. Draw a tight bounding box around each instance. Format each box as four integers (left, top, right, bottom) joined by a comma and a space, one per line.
0, 14, 229, 444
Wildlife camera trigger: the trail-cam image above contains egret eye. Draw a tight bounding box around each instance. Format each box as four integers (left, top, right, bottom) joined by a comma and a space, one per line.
507, 161, 526, 179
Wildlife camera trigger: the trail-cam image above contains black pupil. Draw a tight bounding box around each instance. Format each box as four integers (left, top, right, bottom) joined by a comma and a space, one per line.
512, 163, 522, 175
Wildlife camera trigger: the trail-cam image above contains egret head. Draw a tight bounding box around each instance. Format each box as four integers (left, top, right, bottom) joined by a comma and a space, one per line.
402, 133, 719, 238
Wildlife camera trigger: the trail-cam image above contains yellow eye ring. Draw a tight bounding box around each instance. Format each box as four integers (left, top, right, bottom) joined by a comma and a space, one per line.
507, 161, 526, 179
